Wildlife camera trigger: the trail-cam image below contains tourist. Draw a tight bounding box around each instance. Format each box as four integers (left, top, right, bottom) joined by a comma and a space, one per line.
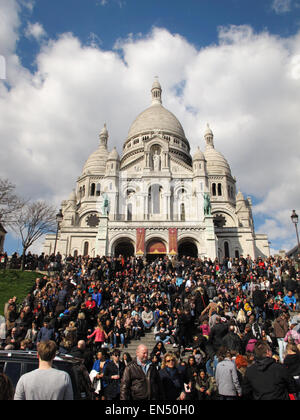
159, 353, 187, 400
0, 373, 14, 400
14, 340, 73, 400
273, 312, 289, 363
215, 348, 242, 400
242, 341, 297, 400
103, 349, 125, 400
120, 344, 163, 400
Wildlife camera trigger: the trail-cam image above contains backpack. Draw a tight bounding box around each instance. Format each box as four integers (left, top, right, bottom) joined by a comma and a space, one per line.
246, 338, 257, 353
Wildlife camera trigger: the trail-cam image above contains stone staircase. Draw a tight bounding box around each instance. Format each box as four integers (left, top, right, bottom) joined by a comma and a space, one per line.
113, 329, 190, 362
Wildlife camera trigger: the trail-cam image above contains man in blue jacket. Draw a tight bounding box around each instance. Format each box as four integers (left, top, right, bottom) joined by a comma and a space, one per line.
37, 319, 56, 343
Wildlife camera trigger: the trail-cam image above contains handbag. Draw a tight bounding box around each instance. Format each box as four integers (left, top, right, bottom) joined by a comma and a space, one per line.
89, 369, 102, 394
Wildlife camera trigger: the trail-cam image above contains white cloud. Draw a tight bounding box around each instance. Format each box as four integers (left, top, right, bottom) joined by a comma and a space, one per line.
25, 22, 47, 41
271, 0, 292, 14
1, 3, 300, 254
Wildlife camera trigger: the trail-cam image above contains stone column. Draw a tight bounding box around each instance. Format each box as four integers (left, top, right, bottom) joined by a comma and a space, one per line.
95, 216, 109, 256
204, 215, 217, 260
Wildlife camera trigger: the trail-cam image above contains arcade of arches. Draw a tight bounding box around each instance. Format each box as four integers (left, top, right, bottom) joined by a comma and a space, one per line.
113, 237, 199, 260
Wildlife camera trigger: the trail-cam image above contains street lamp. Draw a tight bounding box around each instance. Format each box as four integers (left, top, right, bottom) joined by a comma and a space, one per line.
291, 210, 300, 252
53, 209, 63, 256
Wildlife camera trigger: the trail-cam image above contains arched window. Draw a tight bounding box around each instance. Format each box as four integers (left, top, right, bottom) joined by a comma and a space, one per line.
180, 203, 185, 221
73, 250, 78, 258
218, 183, 222, 196
235, 250, 240, 259
83, 242, 89, 256
149, 185, 161, 215
96, 183, 101, 196
127, 203, 133, 221
90, 183, 96, 196
224, 241, 230, 258
212, 183, 216, 196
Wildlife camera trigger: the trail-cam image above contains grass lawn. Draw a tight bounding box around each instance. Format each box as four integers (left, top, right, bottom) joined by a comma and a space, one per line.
0, 270, 42, 316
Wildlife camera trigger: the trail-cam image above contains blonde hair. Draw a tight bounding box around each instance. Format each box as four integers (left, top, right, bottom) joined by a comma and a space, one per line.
161, 353, 178, 369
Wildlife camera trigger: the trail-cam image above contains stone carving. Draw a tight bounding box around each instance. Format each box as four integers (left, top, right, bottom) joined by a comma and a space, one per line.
203, 192, 211, 216
101, 192, 110, 216
153, 150, 161, 171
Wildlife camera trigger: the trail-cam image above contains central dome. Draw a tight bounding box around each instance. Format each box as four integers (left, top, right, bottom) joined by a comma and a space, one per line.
128, 103, 186, 139
127, 79, 186, 140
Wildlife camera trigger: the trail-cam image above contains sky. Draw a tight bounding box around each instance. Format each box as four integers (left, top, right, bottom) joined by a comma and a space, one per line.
1, 0, 300, 256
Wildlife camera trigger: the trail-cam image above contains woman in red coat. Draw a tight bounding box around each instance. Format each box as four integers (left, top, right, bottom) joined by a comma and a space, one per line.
88, 321, 107, 354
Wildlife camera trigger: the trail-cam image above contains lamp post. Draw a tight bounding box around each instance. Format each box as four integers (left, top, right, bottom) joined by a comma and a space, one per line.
53, 209, 63, 256
291, 210, 300, 252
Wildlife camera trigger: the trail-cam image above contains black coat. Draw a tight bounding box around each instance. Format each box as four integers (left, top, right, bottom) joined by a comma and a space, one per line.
120, 359, 164, 400
159, 367, 185, 400
242, 357, 297, 400
252, 290, 266, 309
222, 331, 242, 353
209, 322, 228, 352
103, 360, 125, 399
283, 353, 300, 392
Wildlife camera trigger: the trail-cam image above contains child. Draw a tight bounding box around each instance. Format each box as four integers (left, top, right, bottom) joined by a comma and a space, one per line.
199, 319, 210, 339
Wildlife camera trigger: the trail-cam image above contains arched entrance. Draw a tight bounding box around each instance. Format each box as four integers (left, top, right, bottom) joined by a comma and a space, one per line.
114, 240, 135, 258
178, 240, 198, 258
146, 239, 166, 261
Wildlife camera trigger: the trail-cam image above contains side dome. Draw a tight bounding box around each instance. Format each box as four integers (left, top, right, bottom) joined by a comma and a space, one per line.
82, 124, 109, 175
107, 147, 120, 161
193, 147, 205, 161
204, 147, 231, 175
203, 124, 231, 175
82, 145, 109, 175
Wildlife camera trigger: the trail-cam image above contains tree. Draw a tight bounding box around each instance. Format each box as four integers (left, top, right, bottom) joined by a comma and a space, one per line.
12, 201, 57, 270
0, 178, 25, 225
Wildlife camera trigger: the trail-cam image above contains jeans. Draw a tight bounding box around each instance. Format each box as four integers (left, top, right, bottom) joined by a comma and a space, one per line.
255, 307, 266, 322
155, 335, 171, 344
277, 338, 287, 363
114, 334, 125, 346
142, 320, 154, 329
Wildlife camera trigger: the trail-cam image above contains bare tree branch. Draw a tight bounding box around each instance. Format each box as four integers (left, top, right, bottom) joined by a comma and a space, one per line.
11, 201, 57, 269
0, 178, 25, 225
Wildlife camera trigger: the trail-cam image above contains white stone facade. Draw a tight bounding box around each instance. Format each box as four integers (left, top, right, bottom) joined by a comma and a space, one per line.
43, 80, 270, 260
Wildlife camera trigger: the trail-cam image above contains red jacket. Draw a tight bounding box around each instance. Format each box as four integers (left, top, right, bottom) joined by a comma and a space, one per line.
85, 300, 96, 310
87, 328, 106, 343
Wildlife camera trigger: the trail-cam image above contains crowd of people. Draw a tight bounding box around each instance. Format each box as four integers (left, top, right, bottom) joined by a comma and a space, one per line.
1, 251, 300, 400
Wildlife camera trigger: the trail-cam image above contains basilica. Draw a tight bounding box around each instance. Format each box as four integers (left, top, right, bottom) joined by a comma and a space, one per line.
43, 79, 270, 260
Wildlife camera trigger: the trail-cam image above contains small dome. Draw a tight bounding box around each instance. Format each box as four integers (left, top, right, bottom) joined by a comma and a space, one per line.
236, 190, 245, 201
100, 123, 108, 138
68, 189, 77, 202
82, 144, 109, 175
204, 147, 231, 175
152, 77, 162, 90
193, 147, 205, 161
204, 123, 213, 137
108, 147, 120, 161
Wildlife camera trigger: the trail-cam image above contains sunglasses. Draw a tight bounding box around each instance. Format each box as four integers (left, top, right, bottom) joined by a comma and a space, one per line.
166, 359, 175, 363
